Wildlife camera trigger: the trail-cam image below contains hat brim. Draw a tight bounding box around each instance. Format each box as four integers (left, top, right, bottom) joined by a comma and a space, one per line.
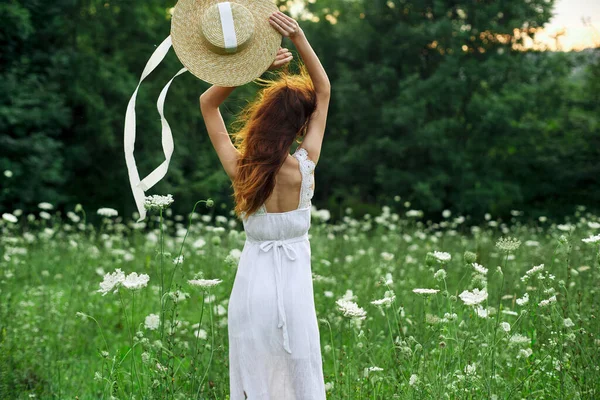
171, 0, 282, 86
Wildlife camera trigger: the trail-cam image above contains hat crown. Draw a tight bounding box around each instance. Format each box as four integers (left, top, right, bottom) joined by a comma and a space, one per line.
201, 2, 254, 55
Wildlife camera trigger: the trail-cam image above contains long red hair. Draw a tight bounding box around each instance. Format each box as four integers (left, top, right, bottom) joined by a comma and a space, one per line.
231, 64, 317, 218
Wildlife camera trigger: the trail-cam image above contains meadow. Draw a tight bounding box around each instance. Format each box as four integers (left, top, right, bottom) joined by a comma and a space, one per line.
1, 196, 599, 399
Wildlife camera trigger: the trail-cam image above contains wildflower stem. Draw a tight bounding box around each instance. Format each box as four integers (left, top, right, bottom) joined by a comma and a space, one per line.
165, 200, 208, 296
118, 290, 135, 398
488, 253, 507, 398
323, 319, 339, 394
196, 288, 215, 399
190, 291, 206, 395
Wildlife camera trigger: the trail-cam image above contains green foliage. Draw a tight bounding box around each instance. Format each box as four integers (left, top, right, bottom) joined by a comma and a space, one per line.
1, 0, 599, 223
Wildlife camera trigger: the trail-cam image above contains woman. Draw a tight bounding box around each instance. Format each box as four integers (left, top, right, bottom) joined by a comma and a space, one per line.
199, 10, 330, 400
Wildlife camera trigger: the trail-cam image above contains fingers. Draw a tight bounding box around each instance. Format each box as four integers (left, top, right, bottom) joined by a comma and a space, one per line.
271, 12, 296, 31
269, 11, 298, 36
268, 16, 289, 36
275, 49, 293, 60
273, 10, 295, 25
273, 55, 293, 67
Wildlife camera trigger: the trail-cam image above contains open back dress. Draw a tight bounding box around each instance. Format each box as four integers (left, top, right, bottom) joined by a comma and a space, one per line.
227, 146, 327, 399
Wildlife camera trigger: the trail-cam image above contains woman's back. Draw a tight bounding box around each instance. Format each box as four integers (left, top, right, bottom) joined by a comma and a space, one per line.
241, 146, 316, 241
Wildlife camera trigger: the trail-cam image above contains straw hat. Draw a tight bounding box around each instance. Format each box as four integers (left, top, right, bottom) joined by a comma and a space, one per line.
171, 0, 282, 86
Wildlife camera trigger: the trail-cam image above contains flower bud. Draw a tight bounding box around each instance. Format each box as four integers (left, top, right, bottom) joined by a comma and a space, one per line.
464, 251, 477, 264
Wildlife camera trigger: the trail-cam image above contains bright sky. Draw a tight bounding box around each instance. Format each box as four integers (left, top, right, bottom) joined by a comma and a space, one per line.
532, 0, 600, 50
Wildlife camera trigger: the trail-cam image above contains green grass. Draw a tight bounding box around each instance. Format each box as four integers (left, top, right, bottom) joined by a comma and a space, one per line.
1, 200, 599, 399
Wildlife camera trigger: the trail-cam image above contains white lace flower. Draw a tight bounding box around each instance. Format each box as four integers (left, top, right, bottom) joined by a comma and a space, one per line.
97, 268, 126, 296
582, 234, 600, 244
370, 290, 396, 308
472, 263, 488, 275
516, 293, 529, 306
409, 374, 419, 386
459, 288, 488, 305
500, 322, 511, 332
538, 295, 557, 307
97, 208, 119, 217
188, 278, 223, 288
563, 318, 574, 328
475, 305, 489, 318
433, 251, 451, 263
412, 288, 440, 295
122, 272, 150, 290
521, 264, 544, 282
144, 314, 160, 330
336, 299, 367, 320
464, 363, 476, 375
2, 213, 17, 223
495, 236, 521, 253
38, 202, 54, 210
144, 194, 174, 211
173, 255, 184, 265
363, 366, 384, 378
509, 333, 531, 345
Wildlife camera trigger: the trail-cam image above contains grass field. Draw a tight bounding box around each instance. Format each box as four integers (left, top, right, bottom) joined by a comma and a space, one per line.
1, 197, 599, 399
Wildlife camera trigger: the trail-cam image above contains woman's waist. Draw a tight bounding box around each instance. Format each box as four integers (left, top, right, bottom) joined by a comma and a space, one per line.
244, 231, 309, 244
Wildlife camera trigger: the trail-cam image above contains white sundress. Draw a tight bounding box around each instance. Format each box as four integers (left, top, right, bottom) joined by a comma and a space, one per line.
227, 147, 327, 400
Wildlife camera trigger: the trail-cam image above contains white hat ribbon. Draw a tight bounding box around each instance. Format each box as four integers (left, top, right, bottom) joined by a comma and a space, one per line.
217, 2, 238, 53
124, 35, 187, 222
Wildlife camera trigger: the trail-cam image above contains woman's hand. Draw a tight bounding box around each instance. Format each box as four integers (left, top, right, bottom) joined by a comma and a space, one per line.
268, 47, 293, 70
269, 11, 303, 40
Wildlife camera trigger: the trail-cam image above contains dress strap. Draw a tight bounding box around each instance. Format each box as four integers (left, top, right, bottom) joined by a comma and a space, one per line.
292, 147, 316, 209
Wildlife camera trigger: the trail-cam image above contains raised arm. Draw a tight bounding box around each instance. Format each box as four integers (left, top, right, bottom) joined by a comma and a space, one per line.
269, 11, 331, 165
199, 48, 293, 180
199, 86, 239, 180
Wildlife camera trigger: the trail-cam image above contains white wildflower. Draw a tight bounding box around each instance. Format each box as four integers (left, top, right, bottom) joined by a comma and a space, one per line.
363, 366, 384, 378
2, 213, 18, 223
38, 202, 54, 210
433, 251, 451, 263
371, 290, 396, 308
563, 318, 574, 328
582, 234, 600, 244
188, 278, 223, 288
464, 363, 476, 375
144, 194, 174, 211
194, 329, 208, 339
509, 334, 531, 345
173, 255, 184, 265
521, 264, 544, 282
472, 263, 488, 275
144, 314, 160, 330
500, 322, 511, 332
122, 272, 150, 290
409, 373, 419, 386
516, 292, 529, 306
97, 269, 126, 296
412, 288, 440, 295
459, 288, 488, 305
97, 208, 119, 217
336, 299, 367, 320
517, 348, 533, 359
496, 236, 521, 253
538, 295, 557, 307
475, 305, 489, 318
